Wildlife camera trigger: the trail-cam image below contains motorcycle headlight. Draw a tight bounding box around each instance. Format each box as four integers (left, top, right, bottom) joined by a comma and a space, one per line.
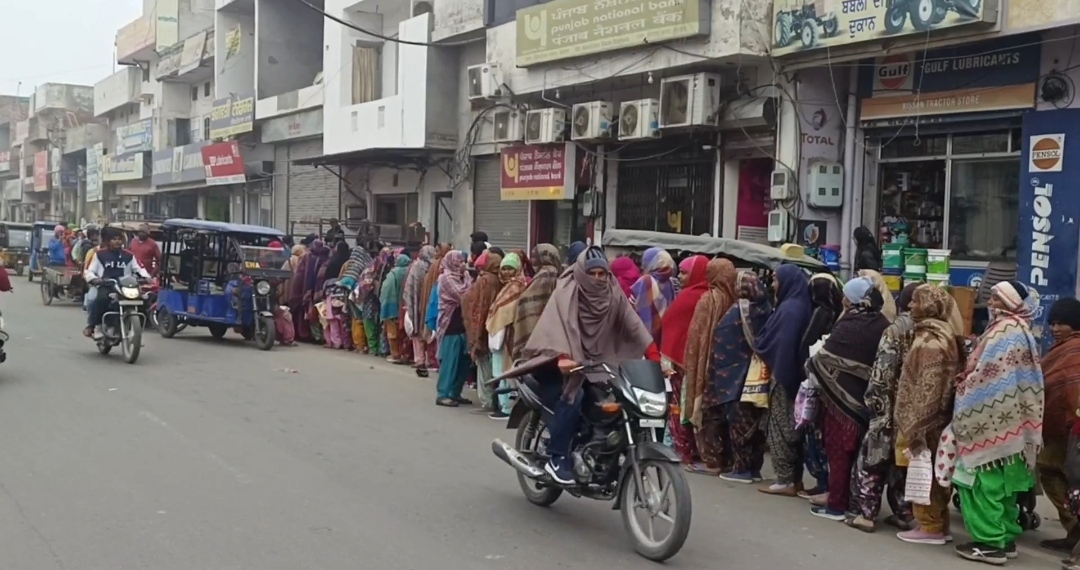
121, 287, 140, 299
255, 280, 271, 296
632, 387, 668, 417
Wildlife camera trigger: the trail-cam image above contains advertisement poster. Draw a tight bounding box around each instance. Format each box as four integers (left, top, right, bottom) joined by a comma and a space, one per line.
86, 144, 103, 202
201, 141, 246, 186
32, 151, 47, 192
1015, 108, 1080, 352
500, 143, 575, 200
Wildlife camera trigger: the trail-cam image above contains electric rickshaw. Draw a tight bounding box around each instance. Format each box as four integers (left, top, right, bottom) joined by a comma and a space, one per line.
28, 220, 64, 282
0, 222, 33, 276
155, 219, 291, 350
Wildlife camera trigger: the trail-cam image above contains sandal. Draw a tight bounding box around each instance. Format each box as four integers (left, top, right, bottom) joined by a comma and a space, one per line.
435, 398, 459, 407
415, 368, 429, 378
684, 463, 721, 475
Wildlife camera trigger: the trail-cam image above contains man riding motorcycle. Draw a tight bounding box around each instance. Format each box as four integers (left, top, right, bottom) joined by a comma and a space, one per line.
83, 227, 151, 339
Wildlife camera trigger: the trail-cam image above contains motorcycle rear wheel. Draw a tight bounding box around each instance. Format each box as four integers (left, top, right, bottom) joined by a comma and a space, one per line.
620, 460, 692, 562
515, 410, 562, 507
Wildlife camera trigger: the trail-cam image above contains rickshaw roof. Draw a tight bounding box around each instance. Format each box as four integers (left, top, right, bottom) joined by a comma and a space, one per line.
1, 222, 33, 229
33, 221, 62, 229
600, 229, 828, 271
162, 218, 283, 237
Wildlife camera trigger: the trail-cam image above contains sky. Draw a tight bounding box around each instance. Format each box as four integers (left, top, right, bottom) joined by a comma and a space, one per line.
0, 0, 143, 97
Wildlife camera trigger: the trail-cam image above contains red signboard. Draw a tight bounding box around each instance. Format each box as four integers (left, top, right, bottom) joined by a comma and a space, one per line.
201, 141, 246, 186
500, 143, 574, 201
33, 151, 48, 191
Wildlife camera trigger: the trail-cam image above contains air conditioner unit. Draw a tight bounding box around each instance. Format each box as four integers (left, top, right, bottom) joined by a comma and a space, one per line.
467, 64, 501, 100
492, 109, 524, 143
659, 72, 722, 128
524, 108, 566, 145
618, 99, 660, 141
570, 100, 613, 141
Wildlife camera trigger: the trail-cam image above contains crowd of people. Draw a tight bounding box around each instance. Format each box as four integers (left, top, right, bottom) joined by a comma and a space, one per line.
276, 227, 1080, 567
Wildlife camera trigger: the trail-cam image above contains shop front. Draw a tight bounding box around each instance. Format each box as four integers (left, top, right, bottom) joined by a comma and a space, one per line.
202, 140, 271, 225
493, 143, 587, 252
102, 150, 152, 221
150, 141, 210, 220
858, 34, 1041, 288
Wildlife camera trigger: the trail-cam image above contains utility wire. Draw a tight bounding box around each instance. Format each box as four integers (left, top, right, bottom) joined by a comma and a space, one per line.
291, 0, 477, 47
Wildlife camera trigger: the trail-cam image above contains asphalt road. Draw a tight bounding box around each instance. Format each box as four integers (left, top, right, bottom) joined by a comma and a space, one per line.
0, 282, 1066, 569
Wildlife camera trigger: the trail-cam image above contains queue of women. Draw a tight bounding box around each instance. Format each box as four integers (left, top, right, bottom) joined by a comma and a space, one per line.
279, 234, 1080, 567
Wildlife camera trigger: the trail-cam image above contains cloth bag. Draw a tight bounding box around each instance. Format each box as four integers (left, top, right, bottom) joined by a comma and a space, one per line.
740, 355, 770, 408
794, 378, 820, 430
904, 449, 934, 505
934, 425, 957, 488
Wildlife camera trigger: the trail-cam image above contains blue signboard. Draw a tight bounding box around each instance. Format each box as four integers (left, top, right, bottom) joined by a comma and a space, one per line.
115, 119, 154, 155
1016, 108, 1080, 352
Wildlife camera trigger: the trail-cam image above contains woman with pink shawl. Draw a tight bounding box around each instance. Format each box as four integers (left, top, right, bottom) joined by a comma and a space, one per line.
610, 256, 641, 299
629, 247, 676, 341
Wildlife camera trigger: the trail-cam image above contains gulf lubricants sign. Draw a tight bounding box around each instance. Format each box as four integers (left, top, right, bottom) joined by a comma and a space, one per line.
1016, 109, 1080, 351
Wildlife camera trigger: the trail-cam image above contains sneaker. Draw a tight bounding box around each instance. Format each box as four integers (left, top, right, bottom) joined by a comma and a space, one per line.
810, 506, 845, 521
897, 529, 948, 545
955, 542, 1007, 565
544, 456, 575, 485
488, 411, 509, 420
1005, 542, 1017, 560
719, 471, 757, 483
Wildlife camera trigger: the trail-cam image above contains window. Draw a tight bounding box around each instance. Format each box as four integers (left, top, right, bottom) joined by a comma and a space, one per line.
246, 191, 273, 227
373, 194, 419, 226
173, 118, 191, 146
204, 82, 211, 97
191, 86, 198, 101
203, 117, 211, 141
948, 160, 1020, 261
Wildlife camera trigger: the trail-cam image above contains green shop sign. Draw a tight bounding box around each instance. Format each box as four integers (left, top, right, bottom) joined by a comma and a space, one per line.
516, 0, 709, 67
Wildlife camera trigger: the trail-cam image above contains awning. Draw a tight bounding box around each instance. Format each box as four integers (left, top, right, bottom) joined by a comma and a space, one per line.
293, 147, 454, 167
149, 182, 208, 194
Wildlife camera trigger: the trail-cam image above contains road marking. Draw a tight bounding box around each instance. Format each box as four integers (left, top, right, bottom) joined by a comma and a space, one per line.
138, 411, 252, 484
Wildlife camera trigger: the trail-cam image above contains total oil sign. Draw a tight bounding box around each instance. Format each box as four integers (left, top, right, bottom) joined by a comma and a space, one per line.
1016, 109, 1080, 352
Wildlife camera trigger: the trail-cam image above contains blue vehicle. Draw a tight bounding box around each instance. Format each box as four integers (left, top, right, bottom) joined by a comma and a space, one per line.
155, 219, 291, 350
28, 220, 65, 282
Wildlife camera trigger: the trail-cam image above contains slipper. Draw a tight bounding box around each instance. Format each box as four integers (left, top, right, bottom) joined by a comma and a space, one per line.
684, 463, 720, 476
415, 368, 429, 378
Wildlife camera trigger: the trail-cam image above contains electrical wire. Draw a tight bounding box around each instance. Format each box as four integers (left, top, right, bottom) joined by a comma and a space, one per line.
291, 0, 477, 47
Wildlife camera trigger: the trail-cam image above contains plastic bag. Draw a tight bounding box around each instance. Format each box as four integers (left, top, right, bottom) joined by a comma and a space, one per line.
404, 311, 414, 336
904, 449, 934, 505
794, 378, 820, 430
740, 355, 770, 408
809, 335, 829, 358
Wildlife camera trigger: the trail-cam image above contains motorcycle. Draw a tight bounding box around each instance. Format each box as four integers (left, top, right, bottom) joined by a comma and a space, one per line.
93, 276, 146, 364
491, 357, 692, 562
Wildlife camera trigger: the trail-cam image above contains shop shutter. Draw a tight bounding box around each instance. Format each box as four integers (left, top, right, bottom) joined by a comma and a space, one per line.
285, 138, 339, 237
472, 156, 528, 250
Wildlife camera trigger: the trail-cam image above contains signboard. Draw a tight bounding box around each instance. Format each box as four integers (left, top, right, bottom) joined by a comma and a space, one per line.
103, 152, 146, 182
1016, 108, 1080, 352
0, 151, 9, 172
500, 143, 575, 200
209, 92, 255, 139
201, 141, 246, 185
260, 109, 324, 143
33, 151, 47, 192
157, 49, 181, 79
178, 31, 208, 75
860, 35, 1039, 121
151, 141, 208, 186
116, 119, 154, 154
770, 0, 994, 57
2, 180, 20, 201
516, 0, 709, 67
86, 143, 104, 202
49, 148, 61, 190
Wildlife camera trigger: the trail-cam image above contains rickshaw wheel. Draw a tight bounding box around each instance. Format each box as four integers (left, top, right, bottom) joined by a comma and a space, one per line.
158, 309, 179, 338
40, 278, 52, 306
208, 324, 228, 340
254, 316, 276, 351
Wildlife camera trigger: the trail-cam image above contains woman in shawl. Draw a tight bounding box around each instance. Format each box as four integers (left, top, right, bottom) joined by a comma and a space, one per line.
891, 284, 962, 543
435, 251, 472, 407
800, 274, 845, 498
485, 253, 527, 419
521, 246, 653, 484
322, 242, 351, 289
629, 247, 677, 340
952, 281, 1043, 565
657, 255, 712, 471
510, 248, 534, 281
355, 248, 386, 355
379, 253, 411, 363
610, 256, 641, 299
757, 264, 814, 497
282, 245, 307, 341
404, 245, 437, 376
303, 240, 331, 342
340, 246, 373, 353
462, 252, 504, 414
1039, 299, 1080, 552
848, 283, 920, 533
510, 244, 562, 361
417, 244, 450, 368
853, 226, 881, 272
859, 269, 898, 322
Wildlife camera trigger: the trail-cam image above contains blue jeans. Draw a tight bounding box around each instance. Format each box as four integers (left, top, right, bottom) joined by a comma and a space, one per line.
435, 334, 470, 400
534, 374, 584, 458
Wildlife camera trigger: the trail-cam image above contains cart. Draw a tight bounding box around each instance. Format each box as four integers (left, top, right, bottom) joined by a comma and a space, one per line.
40, 265, 86, 306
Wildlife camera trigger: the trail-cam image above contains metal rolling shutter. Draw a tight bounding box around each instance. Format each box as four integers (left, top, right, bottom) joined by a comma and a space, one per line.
472, 157, 528, 250
286, 138, 338, 237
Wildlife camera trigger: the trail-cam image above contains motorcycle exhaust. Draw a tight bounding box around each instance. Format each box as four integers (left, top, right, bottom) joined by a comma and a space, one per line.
492, 439, 545, 479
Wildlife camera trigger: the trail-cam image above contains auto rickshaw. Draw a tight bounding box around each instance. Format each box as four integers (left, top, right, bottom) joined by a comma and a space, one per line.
28, 220, 64, 282
0, 222, 33, 276
155, 219, 291, 350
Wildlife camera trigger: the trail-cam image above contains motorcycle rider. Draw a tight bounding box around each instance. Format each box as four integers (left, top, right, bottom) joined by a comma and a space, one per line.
520, 246, 653, 484
82, 226, 151, 338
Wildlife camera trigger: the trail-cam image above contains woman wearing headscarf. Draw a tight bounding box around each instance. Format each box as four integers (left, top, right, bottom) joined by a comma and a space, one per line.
510, 244, 562, 362
322, 242, 351, 288
656, 255, 712, 471
404, 245, 437, 376
859, 269, 898, 322
510, 248, 534, 281
610, 256, 641, 299
853, 226, 881, 272
952, 281, 1043, 565
629, 247, 676, 340
806, 276, 890, 521
890, 284, 963, 543
354, 248, 385, 355
848, 283, 919, 533
340, 246, 373, 352
302, 240, 331, 342
278, 244, 305, 304
435, 251, 471, 407
1038, 299, 1080, 552
757, 264, 813, 497
486, 252, 527, 419
800, 274, 845, 498
522, 246, 653, 484
379, 253, 411, 363
462, 251, 504, 414
418, 244, 450, 367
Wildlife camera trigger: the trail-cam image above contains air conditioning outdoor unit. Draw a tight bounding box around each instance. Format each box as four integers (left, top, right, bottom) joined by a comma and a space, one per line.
492, 109, 524, 143
467, 64, 501, 100
524, 108, 566, 145
570, 100, 613, 141
659, 72, 722, 128
618, 99, 660, 141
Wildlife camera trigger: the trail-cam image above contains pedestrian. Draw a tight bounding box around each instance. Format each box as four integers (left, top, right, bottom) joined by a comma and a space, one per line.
894, 284, 963, 544
129, 223, 162, 277
324, 218, 346, 245
952, 281, 1044, 565
435, 251, 471, 407
379, 252, 411, 363
339, 245, 373, 353
419, 244, 450, 370
610, 256, 640, 299
853, 226, 881, 272
358, 249, 386, 355
486, 252, 527, 419
629, 247, 676, 340
463, 251, 504, 414
799, 274, 845, 499
404, 245, 437, 376
510, 244, 561, 361
859, 269, 898, 322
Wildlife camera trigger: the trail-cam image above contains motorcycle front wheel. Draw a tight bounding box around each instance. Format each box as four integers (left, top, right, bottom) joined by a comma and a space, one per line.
515, 410, 562, 507
122, 313, 142, 364
620, 460, 692, 562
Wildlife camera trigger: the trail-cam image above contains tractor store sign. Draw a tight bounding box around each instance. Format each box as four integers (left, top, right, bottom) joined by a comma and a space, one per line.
770, 0, 994, 56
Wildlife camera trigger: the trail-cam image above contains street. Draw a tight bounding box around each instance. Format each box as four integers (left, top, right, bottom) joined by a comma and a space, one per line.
0, 283, 1065, 569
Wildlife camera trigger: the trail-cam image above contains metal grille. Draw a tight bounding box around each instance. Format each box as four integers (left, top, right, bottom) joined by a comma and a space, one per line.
616, 140, 715, 236
473, 157, 529, 250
